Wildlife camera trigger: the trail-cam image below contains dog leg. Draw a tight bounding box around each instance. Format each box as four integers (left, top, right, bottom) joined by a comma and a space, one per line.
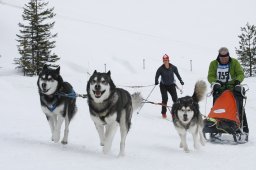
192, 132, 200, 150
90, 116, 105, 146
61, 114, 70, 144
179, 132, 189, 153
191, 126, 200, 150
47, 116, 55, 141
95, 124, 105, 146
118, 112, 129, 157
103, 122, 118, 154
199, 127, 205, 146
53, 115, 64, 143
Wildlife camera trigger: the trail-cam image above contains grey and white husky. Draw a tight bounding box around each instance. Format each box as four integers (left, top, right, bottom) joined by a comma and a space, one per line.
171, 80, 207, 152
37, 65, 77, 144
87, 70, 143, 156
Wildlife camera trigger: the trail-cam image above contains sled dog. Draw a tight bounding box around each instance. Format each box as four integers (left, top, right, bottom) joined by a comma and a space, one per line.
87, 70, 143, 156
37, 65, 77, 144
171, 80, 207, 152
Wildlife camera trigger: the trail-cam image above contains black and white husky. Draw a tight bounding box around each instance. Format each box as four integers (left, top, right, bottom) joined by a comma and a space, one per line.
37, 65, 77, 144
87, 70, 143, 156
171, 80, 207, 153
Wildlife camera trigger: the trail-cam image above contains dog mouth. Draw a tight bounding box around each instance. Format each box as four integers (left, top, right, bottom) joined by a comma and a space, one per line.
93, 90, 106, 98
41, 88, 50, 93
183, 117, 188, 122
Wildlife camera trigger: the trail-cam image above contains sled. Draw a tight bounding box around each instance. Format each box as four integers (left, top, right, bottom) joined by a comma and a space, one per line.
203, 85, 249, 144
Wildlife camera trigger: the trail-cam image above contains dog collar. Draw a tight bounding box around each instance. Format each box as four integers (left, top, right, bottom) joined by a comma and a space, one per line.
47, 103, 57, 112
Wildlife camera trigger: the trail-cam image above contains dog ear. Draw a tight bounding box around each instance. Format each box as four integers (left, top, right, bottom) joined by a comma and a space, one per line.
107, 70, 111, 76
93, 70, 97, 75
43, 64, 48, 70
56, 66, 60, 74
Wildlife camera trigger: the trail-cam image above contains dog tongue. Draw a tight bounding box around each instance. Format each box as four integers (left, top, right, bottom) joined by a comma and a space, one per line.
95, 91, 101, 96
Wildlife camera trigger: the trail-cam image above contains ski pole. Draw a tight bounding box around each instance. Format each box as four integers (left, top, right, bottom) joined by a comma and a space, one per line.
137, 85, 157, 114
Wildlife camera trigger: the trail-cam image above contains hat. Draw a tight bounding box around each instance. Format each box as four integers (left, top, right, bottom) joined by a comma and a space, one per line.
218, 47, 229, 56
162, 54, 169, 61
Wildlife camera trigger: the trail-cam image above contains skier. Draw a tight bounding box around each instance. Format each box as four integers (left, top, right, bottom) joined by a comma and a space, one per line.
155, 54, 184, 118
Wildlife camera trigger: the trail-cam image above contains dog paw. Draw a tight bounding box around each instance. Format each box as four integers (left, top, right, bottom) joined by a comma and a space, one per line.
53, 133, 60, 143
179, 142, 183, 148
184, 148, 190, 153
118, 152, 125, 157
103, 146, 111, 154
200, 139, 206, 146
61, 140, 68, 145
194, 144, 200, 150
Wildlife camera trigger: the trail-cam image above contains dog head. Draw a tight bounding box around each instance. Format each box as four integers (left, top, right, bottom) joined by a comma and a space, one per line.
37, 65, 63, 95
171, 96, 199, 124
87, 70, 116, 103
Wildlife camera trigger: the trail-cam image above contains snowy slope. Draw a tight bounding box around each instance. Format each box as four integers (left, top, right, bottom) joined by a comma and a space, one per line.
1, 0, 256, 170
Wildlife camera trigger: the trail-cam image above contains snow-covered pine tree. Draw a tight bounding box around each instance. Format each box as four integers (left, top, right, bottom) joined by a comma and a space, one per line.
236, 23, 256, 77
16, 0, 59, 76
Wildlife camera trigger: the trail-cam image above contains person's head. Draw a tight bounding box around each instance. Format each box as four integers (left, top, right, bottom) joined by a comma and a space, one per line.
162, 54, 169, 64
218, 47, 230, 64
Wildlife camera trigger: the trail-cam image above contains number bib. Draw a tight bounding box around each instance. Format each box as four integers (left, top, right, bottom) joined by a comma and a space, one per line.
217, 64, 231, 83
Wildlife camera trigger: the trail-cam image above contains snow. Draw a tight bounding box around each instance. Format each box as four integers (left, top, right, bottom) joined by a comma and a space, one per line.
1, 0, 256, 170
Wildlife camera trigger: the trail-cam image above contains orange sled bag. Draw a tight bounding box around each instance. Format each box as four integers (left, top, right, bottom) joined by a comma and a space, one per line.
204, 90, 240, 134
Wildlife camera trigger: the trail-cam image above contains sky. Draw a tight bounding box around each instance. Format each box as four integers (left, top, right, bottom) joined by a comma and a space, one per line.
0, 1, 256, 170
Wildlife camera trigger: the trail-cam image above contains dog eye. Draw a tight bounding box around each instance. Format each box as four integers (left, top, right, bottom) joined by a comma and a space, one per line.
101, 80, 106, 84
92, 80, 96, 84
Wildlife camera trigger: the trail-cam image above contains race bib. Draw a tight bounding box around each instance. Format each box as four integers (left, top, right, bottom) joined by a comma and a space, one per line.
217, 64, 231, 82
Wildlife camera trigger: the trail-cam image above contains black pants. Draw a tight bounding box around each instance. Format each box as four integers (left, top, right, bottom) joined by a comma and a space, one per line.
213, 87, 249, 133
160, 83, 177, 114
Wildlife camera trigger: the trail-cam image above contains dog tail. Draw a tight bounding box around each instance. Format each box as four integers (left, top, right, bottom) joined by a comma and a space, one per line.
192, 80, 207, 103
131, 92, 143, 111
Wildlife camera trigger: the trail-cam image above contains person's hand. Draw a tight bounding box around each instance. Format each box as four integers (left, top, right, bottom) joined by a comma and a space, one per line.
155, 81, 159, 85
213, 83, 221, 92
216, 80, 224, 86
234, 80, 240, 86
180, 81, 184, 85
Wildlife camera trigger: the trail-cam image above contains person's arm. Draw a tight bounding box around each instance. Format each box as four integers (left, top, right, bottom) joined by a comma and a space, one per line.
173, 66, 183, 84
234, 60, 244, 83
207, 61, 217, 84
155, 67, 161, 85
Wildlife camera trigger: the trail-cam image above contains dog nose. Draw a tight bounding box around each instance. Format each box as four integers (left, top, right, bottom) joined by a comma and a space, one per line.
42, 83, 46, 89
183, 114, 188, 119
95, 84, 101, 90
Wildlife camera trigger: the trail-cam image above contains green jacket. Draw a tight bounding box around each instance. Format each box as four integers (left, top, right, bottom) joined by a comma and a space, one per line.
208, 57, 244, 89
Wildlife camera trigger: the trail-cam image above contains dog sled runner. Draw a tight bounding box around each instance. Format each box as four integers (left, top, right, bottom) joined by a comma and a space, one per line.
203, 85, 249, 144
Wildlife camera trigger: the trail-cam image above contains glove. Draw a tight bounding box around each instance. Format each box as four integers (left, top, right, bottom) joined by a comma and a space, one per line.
234, 80, 240, 86
180, 81, 184, 85
213, 83, 221, 92
216, 80, 224, 86
155, 81, 159, 85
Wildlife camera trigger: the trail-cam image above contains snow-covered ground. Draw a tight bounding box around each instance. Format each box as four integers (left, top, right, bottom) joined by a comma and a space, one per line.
1, 0, 256, 170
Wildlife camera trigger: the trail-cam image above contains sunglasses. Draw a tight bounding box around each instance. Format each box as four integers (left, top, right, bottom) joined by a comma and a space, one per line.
219, 55, 229, 58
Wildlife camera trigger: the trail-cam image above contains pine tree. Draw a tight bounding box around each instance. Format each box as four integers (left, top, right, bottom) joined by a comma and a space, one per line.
16, 0, 59, 76
236, 23, 256, 77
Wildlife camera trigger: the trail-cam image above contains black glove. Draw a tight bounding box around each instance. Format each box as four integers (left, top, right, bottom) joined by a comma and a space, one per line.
234, 80, 240, 86
213, 83, 221, 92
155, 81, 159, 85
180, 81, 184, 85
216, 80, 224, 86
